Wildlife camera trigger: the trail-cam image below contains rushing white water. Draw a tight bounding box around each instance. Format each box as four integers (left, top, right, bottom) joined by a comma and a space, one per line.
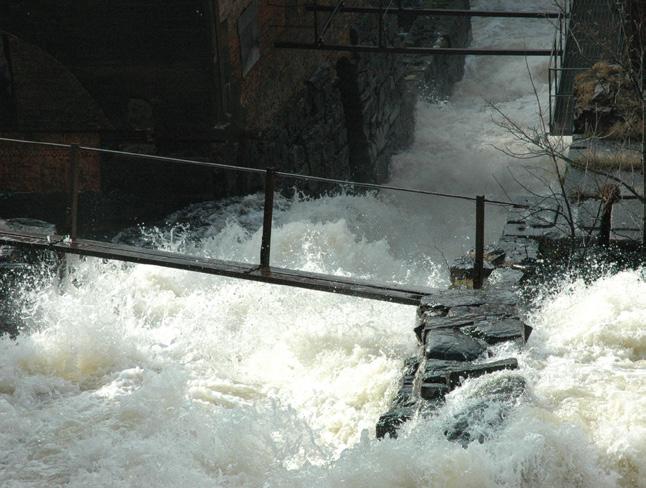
2, 1, 643, 487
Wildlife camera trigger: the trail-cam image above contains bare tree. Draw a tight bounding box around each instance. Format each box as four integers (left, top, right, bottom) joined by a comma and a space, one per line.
490, 0, 646, 258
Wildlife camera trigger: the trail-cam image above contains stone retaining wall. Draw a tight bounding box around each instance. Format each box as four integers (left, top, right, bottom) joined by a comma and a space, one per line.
212, 0, 471, 187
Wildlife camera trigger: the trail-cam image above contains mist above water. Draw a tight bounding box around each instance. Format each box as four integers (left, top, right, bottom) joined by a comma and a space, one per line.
2, 1, 644, 487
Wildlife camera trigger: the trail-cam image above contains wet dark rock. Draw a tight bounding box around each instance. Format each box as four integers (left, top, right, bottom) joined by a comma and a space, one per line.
423, 358, 519, 388
444, 375, 526, 447
463, 317, 526, 344
448, 302, 517, 319
523, 324, 533, 342
394, 358, 419, 407
376, 406, 414, 439
485, 267, 525, 288
420, 382, 449, 400
378, 356, 420, 436
444, 359, 519, 388
422, 359, 467, 384
419, 288, 518, 316
0, 245, 16, 262
449, 256, 495, 288
393, 385, 416, 407
403, 356, 420, 376
416, 314, 479, 343
497, 236, 539, 268
480, 246, 507, 266
424, 329, 486, 361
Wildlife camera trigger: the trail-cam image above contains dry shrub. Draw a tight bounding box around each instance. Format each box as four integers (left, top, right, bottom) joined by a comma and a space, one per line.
574, 147, 642, 172
573, 61, 643, 139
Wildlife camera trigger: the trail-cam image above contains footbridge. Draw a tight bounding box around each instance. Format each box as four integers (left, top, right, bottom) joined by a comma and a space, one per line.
0, 137, 526, 306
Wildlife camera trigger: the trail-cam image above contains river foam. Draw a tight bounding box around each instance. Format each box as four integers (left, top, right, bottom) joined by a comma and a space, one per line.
3, 0, 643, 486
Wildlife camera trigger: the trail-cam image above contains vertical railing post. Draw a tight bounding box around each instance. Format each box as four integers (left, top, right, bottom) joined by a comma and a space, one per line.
548, 66, 553, 132
378, 0, 385, 48
64, 143, 81, 241
260, 168, 275, 269
473, 195, 485, 289
313, 0, 319, 44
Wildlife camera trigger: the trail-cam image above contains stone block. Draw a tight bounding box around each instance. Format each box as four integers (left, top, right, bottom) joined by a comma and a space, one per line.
376, 406, 414, 439
419, 288, 518, 315
497, 236, 539, 268
420, 382, 450, 400
463, 318, 525, 345
448, 302, 517, 319
423, 358, 518, 389
422, 359, 467, 384
449, 255, 495, 288
424, 329, 486, 361
485, 267, 525, 288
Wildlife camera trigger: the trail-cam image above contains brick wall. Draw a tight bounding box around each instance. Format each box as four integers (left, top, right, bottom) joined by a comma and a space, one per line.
0, 134, 101, 193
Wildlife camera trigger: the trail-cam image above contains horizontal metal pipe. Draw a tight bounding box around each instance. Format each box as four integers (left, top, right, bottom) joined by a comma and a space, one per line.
0, 136, 528, 207
78, 145, 266, 175
305, 5, 562, 18
273, 171, 524, 207
274, 41, 560, 56
548, 66, 589, 71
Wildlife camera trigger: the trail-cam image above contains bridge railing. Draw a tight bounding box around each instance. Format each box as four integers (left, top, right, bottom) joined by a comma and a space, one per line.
548, 0, 571, 134
0, 136, 527, 289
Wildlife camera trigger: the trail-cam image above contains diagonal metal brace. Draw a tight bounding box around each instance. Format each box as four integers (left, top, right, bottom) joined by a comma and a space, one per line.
317, 0, 345, 45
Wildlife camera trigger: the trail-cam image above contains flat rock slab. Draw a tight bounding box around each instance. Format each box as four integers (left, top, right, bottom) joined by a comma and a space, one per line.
419, 288, 518, 315
422, 359, 469, 384
448, 302, 518, 318
416, 314, 479, 342
449, 256, 494, 285
423, 358, 519, 388
420, 382, 450, 400
425, 329, 486, 361
463, 318, 525, 344
486, 267, 525, 288
497, 236, 539, 268
418, 302, 523, 343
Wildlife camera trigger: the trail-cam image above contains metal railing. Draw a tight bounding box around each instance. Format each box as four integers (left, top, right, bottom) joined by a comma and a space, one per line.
548, 1, 572, 134
0, 136, 528, 289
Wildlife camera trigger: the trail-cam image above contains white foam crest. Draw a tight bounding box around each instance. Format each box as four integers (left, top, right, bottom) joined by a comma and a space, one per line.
1, 0, 610, 486
524, 270, 646, 487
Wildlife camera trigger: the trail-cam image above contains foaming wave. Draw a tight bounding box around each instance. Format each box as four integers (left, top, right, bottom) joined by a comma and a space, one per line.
525, 270, 646, 487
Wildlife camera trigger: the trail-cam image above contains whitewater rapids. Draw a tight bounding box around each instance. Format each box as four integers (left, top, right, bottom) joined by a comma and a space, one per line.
1, 1, 644, 487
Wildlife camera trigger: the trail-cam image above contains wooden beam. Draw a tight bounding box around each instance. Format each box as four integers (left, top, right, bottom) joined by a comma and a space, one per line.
0, 231, 433, 305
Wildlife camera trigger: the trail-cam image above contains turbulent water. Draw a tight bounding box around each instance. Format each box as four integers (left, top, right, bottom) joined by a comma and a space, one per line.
2, 1, 644, 487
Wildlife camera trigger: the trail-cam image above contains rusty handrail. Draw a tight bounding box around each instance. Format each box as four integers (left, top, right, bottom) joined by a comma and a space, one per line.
0, 136, 525, 287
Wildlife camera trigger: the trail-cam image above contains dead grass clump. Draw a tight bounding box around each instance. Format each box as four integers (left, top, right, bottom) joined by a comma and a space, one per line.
574, 147, 643, 172
573, 61, 642, 139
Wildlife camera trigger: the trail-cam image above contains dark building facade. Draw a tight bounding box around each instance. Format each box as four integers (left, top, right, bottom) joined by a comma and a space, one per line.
0, 0, 471, 228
